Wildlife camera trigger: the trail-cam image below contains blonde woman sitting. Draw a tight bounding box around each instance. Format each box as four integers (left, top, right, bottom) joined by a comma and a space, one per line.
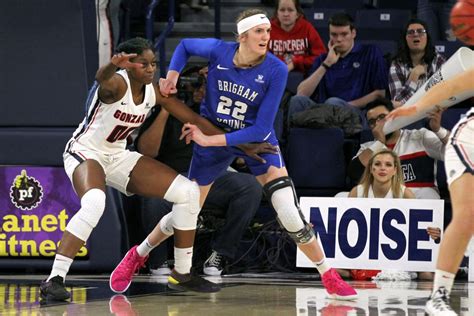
347, 149, 439, 280
349, 149, 415, 199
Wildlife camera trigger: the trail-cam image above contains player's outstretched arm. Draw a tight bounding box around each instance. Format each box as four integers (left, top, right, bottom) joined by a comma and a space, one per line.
388, 68, 474, 120
96, 53, 142, 103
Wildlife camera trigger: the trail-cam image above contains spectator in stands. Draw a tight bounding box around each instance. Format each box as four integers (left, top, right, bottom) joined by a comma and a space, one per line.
348, 98, 449, 199
389, 18, 446, 107
417, 0, 457, 42
137, 66, 262, 276
288, 13, 388, 130
347, 149, 439, 280
349, 149, 415, 198
268, 0, 326, 74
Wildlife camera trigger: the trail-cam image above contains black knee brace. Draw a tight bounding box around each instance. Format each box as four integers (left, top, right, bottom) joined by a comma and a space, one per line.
263, 176, 315, 244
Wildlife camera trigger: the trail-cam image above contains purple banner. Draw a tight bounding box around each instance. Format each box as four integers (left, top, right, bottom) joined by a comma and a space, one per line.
0, 166, 88, 258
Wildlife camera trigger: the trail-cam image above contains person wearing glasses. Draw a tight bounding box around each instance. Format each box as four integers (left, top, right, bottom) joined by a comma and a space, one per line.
389, 19, 446, 108
348, 97, 449, 199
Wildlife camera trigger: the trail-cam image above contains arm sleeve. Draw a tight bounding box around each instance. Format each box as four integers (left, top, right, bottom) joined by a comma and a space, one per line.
389, 61, 417, 103
421, 128, 446, 161
225, 62, 288, 146
168, 38, 221, 73
292, 26, 327, 72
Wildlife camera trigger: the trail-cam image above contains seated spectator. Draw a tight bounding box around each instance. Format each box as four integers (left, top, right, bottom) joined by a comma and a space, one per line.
287, 13, 388, 131
268, 0, 326, 74
346, 149, 439, 280
348, 98, 449, 199
137, 66, 262, 276
389, 18, 446, 107
349, 149, 415, 199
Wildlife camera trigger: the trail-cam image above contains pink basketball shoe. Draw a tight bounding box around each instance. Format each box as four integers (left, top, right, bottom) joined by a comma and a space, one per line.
110, 245, 148, 293
321, 268, 358, 300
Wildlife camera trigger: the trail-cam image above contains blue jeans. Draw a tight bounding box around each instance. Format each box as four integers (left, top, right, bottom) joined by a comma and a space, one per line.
417, 0, 457, 41
140, 171, 262, 266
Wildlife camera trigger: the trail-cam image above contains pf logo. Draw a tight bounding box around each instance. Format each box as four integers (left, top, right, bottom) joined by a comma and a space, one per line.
10, 169, 43, 210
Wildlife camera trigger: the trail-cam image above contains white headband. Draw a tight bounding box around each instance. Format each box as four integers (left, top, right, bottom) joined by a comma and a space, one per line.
237, 14, 270, 35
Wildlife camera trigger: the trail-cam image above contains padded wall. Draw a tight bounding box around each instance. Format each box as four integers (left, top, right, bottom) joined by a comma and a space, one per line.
0, 0, 97, 126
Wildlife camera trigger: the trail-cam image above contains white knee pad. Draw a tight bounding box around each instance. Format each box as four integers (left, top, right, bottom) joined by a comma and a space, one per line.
159, 212, 175, 236
66, 188, 106, 241
271, 186, 305, 232
164, 175, 200, 230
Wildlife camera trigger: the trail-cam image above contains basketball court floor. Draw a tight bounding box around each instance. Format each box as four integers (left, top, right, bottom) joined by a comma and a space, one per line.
1, 273, 472, 315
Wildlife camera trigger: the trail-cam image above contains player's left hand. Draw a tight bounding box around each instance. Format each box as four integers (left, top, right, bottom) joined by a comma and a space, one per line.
427, 105, 445, 132
386, 105, 418, 121
180, 123, 207, 146
427, 227, 441, 241
237, 142, 278, 164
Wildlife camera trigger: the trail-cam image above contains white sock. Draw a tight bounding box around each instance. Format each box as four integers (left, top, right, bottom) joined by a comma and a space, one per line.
174, 247, 193, 274
314, 258, 330, 275
136, 238, 156, 257
47, 254, 73, 281
432, 269, 456, 295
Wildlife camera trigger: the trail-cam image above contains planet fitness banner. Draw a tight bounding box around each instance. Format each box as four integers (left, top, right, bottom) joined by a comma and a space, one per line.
0, 166, 88, 258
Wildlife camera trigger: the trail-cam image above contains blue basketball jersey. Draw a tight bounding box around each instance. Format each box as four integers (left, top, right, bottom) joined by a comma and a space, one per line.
169, 38, 288, 146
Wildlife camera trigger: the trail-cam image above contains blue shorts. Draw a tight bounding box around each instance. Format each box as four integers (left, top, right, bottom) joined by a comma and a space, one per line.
188, 143, 285, 185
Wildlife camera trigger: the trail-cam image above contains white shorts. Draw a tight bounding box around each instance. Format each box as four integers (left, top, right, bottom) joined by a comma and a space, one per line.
63, 147, 143, 196
444, 116, 474, 186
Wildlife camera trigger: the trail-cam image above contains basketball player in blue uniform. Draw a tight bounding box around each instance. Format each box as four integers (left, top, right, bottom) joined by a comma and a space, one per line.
159, 9, 357, 300
40, 37, 231, 301
388, 68, 474, 316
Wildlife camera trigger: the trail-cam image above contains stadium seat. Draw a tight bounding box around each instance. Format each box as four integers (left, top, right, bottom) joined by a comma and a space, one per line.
441, 107, 469, 130
372, 0, 416, 11
358, 40, 397, 57
304, 8, 349, 28
313, 0, 368, 9
434, 41, 465, 58
356, 9, 411, 40
287, 127, 346, 189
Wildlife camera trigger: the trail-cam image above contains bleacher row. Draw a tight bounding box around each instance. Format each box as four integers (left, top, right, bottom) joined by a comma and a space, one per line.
285, 107, 470, 199
159, 0, 465, 63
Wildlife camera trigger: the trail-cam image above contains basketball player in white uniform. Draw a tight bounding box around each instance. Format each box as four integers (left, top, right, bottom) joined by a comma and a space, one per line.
388, 68, 474, 316
40, 37, 222, 301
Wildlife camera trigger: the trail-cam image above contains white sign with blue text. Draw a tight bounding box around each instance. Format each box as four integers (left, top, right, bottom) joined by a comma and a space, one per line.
296, 197, 444, 271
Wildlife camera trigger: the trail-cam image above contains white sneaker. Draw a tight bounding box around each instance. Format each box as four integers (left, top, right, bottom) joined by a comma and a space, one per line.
425, 287, 457, 316
203, 251, 224, 276
150, 261, 172, 276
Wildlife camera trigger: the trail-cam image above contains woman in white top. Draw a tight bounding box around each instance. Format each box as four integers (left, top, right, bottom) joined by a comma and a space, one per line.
349, 149, 415, 199
347, 149, 440, 280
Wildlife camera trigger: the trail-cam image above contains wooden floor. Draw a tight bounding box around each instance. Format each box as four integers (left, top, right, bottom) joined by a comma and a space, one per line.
0, 273, 472, 315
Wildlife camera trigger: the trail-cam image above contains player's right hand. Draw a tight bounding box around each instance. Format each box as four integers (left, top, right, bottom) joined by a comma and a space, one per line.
325, 40, 341, 66
159, 78, 178, 97
237, 142, 278, 164
111, 52, 142, 70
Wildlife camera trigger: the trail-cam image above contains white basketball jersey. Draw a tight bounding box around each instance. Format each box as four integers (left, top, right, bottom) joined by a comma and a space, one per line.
65, 70, 156, 155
